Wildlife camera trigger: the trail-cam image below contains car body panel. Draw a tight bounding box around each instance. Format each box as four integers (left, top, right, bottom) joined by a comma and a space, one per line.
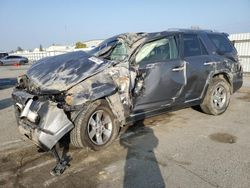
133, 59, 186, 112
12, 90, 74, 150
27, 51, 114, 93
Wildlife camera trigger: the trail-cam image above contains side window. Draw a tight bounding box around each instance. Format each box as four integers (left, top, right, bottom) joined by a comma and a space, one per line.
207, 34, 233, 53
110, 42, 128, 61
183, 34, 208, 57
135, 37, 178, 64
7, 56, 19, 59
0, 53, 8, 58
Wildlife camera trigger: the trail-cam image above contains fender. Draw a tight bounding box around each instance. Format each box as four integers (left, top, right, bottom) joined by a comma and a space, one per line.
201, 70, 233, 101
66, 71, 118, 106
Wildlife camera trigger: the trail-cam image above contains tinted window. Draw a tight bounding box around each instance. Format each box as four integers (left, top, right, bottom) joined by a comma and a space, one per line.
183, 34, 208, 57
0, 53, 8, 58
135, 37, 178, 64
7, 56, 19, 59
208, 34, 233, 53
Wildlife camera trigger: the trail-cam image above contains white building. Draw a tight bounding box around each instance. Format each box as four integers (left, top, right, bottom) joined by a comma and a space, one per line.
83, 39, 103, 48
229, 33, 250, 73
45, 44, 74, 52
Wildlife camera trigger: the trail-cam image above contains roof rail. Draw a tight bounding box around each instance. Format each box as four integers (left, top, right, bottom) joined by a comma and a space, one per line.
167, 28, 215, 33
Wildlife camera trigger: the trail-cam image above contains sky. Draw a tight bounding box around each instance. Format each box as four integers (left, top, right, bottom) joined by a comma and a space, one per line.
0, 0, 250, 52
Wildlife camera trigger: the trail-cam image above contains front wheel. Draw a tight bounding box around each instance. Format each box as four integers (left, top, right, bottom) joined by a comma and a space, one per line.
70, 99, 119, 150
200, 76, 231, 115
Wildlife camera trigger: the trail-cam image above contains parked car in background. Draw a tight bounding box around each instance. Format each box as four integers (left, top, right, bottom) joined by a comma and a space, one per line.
0, 52, 8, 59
0, 55, 28, 65
12, 29, 243, 175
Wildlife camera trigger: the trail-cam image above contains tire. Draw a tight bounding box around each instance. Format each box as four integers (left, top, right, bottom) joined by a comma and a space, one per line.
70, 99, 119, 151
200, 76, 231, 115
0, 62, 3, 66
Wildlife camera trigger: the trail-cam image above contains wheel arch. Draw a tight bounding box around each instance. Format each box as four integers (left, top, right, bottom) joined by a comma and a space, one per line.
201, 71, 233, 101
211, 71, 233, 94
70, 98, 120, 149
200, 72, 232, 115
71, 92, 126, 130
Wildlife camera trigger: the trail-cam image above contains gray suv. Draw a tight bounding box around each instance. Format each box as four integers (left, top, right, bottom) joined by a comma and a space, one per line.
12, 29, 243, 175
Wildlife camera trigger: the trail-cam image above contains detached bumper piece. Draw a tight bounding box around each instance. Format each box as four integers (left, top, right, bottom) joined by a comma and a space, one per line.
50, 147, 70, 176
12, 90, 74, 175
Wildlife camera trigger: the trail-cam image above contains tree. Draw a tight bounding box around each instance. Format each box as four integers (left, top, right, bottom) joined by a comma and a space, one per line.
16, 46, 23, 52
75, 42, 87, 49
39, 44, 43, 51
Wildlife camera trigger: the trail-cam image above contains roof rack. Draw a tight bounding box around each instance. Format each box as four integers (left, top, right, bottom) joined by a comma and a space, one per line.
167, 28, 214, 33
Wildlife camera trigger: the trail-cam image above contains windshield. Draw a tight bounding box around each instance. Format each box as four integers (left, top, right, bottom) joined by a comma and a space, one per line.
88, 33, 147, 62
88, 36, 119, 56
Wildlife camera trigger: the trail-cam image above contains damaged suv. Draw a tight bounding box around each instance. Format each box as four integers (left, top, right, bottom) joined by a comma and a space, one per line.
12, 30, 242, 173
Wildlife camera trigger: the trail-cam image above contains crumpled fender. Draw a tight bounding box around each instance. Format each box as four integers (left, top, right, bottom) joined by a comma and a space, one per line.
66, 73, 118, 106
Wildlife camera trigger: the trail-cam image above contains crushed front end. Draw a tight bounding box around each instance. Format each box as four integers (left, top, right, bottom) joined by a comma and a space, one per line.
12, 88, 73, 151
12, 75, 76, 175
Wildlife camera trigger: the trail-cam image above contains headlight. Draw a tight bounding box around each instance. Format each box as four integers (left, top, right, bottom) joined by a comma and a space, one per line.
65, 95, 73, 106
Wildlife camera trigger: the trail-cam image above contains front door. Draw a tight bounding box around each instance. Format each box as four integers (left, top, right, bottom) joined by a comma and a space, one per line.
132, 35, 186, 112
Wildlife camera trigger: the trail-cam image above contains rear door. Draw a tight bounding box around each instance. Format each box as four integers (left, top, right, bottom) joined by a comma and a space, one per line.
132, 35, 186, 112
182, 34, 213, 102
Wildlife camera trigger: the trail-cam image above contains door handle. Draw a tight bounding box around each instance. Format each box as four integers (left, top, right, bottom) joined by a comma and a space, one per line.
172, 66, 184, 72
204, 61, 215, 66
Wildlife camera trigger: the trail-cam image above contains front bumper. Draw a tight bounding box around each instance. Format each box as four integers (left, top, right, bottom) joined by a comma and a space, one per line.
12, 90, 74, 150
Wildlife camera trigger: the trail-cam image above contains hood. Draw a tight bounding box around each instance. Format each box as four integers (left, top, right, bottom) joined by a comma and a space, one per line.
27, 51, 113, 93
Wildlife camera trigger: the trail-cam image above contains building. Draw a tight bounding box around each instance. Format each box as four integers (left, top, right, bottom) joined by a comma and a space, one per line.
83, 39, 103, 48
9, 40, 102, 62
45, 44, 74, 52
229, 33, 250, 73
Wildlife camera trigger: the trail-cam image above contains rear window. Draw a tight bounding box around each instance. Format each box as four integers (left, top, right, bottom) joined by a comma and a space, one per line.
208, 34, 233, 53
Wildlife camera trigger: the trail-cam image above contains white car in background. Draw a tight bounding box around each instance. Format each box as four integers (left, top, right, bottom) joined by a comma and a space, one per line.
0, 55, 28, 66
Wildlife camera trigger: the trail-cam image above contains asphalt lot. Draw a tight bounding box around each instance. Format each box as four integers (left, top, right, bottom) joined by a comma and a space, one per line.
0, 65, 250, 188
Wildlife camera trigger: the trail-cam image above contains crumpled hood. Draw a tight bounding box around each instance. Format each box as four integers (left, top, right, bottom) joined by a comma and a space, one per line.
27, 51, 113, 93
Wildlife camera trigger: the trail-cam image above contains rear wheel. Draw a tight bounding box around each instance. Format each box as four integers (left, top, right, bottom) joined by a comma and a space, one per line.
200, 76, 231, 115
70, 99, 119, 150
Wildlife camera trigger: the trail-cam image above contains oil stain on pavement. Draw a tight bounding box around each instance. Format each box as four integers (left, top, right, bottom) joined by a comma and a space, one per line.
209, 133, 237, 144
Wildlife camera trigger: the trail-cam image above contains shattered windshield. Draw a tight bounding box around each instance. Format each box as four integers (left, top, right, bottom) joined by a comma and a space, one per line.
88, 33, 147, 62
88, 37, 118, 57
109, 42, 128, 61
